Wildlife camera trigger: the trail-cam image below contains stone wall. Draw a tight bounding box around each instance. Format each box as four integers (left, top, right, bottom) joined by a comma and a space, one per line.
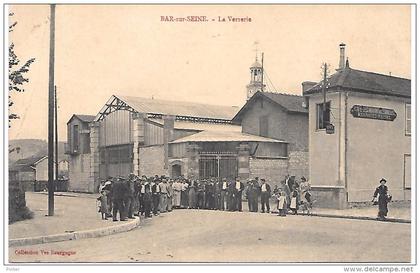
68, 153, 92, 192
139, 145, 166, 177
249, 157, 288, 186
288, 151, 309, 179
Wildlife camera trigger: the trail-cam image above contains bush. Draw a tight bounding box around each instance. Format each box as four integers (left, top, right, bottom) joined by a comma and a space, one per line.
9, 205, 33, 224
9, 179, 34, 224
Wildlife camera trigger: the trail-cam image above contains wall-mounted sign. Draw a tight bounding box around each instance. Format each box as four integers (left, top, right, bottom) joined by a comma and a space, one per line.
325, 124, 335, 134
350, 105, 397, 121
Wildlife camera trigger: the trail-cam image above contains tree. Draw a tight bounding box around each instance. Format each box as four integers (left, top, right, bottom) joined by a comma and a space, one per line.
9, 12, 35, 127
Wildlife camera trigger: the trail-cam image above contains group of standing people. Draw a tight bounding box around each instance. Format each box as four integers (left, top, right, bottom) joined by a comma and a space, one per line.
96, 173, 314, 221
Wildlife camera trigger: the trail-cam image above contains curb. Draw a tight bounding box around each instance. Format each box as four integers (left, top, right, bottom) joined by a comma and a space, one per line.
9, 217, 141, 247
300, 212, 411, 223
34, 192, 97, 199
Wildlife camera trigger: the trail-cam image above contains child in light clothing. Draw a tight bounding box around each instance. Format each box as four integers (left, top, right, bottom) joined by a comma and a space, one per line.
277, 190, 287, 217
97, 191, 108, 220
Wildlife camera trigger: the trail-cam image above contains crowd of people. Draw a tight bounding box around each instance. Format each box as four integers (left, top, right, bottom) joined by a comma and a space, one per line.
96, 174, 314, 221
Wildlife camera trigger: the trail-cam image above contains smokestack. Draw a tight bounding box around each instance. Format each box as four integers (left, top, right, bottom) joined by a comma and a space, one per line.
338, 43, 346, 70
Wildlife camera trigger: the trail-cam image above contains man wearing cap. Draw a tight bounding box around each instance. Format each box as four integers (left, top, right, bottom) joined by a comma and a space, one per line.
151, 177, 161, 216
246, 178, 259, 212
260, 178, 271, 213
159, 178, 169, 213
220, 178, 229, 210
167, 179, 173, 212
138, 178, 146, 216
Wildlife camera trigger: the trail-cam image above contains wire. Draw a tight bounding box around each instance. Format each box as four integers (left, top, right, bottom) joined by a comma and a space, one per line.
263, 69, 280, 93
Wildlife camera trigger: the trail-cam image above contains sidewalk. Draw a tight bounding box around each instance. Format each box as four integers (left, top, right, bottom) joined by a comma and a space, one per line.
8, 192, 140, 246
264, 199, 411, 223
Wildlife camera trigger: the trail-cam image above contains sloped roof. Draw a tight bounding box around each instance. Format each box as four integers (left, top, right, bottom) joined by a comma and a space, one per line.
170, 130, 286, 144
117, 95, 240, 120
304, 68, 411, 98
232, 91, 307, 123
12, 156, 46, 167
148, 118, 242, 132
9, 164, 35, 172
67, 114, 96, 124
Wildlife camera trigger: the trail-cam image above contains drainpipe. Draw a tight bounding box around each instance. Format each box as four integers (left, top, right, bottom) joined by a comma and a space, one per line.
344, 91, 349, 207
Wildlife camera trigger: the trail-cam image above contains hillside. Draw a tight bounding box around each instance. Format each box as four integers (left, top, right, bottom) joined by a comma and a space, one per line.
8, 139, 68, 164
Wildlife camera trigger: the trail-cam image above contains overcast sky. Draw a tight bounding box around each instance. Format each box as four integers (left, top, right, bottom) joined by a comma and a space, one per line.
8, 4, 411, 141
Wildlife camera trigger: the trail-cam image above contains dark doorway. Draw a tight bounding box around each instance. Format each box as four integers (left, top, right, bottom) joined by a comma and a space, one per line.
172, 164, 182, 178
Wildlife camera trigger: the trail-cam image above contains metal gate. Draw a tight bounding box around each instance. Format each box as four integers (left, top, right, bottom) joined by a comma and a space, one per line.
199, 155, 237, 181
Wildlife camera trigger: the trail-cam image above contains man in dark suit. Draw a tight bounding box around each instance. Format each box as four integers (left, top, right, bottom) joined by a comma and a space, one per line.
125, 174, 136, 219
111, 177, 127, 221
260, 178, 271, 213
234, 177, 245, 212
214, 179, 222, 210
227, 180, 236, 211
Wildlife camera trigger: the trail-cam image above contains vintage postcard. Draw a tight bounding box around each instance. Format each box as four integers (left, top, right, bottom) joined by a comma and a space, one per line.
4, 2, 416, 271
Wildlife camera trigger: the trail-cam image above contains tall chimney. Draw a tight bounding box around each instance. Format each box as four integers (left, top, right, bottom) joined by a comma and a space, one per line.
338, 43, 346, 70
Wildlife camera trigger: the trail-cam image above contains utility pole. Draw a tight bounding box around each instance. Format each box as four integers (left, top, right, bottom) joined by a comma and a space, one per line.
322, 62, 329, 128
55, 86, 59, 189
322, 62, 327, 112
261, 52, 264, 92
47, 4, 56, 216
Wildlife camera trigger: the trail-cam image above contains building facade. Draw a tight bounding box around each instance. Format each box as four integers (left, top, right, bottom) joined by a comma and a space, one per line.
304, 53, 411, 208
66, 114, 95, 192
232, 91, 309, 183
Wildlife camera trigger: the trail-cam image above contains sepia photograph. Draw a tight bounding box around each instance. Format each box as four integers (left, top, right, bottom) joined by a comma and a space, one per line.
4, 2, 416, 269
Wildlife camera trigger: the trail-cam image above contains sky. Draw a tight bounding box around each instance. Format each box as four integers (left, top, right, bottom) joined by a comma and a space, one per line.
8, 4, 412, 141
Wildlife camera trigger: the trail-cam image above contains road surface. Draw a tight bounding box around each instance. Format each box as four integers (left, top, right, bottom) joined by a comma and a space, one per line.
9, 209, 411, 263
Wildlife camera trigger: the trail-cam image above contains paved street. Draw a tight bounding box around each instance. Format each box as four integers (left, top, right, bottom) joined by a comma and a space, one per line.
9, 209, 410, 263
9, 192, 124, 239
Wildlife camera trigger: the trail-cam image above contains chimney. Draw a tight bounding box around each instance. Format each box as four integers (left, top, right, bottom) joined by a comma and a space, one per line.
338, 43, 346, 70
302, 81, 317, 94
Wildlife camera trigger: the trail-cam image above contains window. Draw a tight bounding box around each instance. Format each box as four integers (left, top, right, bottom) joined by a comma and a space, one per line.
316, 101, 331, 130
405, 103, 411, 136
404, 154, 411, 189
259, 115, 269, 137
73, 125, 79, 152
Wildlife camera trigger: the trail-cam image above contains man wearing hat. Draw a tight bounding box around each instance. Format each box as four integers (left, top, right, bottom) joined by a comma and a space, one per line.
234, 177, 245, 212
159, 178, 169, 213
372, 178, 391, 220
260, 178, 271, 213
111, 177, 127, 221
151, 177, 161, 216
220, 178, 229, 210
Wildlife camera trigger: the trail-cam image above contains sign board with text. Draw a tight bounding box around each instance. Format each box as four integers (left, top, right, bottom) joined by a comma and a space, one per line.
350, 105, 397, 121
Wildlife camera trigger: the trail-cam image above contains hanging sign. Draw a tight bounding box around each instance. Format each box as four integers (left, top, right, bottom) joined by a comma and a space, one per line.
325, 124, 335, 134
350, 105, 397, 121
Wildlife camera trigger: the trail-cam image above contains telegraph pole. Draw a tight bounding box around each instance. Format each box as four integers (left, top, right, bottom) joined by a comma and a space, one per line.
48, 4, 56, 216
55, 86, 59, 189
322, 62, 327, 112
261, 52, 264, 92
